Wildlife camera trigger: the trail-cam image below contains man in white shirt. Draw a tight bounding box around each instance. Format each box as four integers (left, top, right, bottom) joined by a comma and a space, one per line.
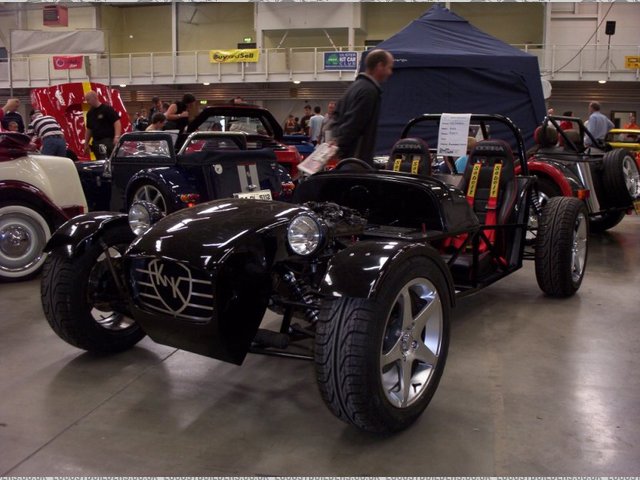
584, 102, 614, 147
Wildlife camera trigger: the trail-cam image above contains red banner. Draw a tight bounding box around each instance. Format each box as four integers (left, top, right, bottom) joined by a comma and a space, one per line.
52, 55, 83, 70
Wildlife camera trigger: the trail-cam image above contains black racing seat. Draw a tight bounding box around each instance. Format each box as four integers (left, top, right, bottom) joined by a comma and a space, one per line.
386, 137, 431, 176
458, 139, 518, 228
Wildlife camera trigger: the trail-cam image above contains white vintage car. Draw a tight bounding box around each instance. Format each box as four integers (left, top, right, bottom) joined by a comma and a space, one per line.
0, 132, 87, 280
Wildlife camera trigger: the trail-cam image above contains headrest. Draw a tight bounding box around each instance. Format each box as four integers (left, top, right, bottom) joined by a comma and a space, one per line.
469, 139, 514, 163
387, 137, 431, 175
390, 137, 430, 155
534, 126, 558, 147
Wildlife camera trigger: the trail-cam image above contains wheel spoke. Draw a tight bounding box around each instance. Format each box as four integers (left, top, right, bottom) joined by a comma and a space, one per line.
398, 286, 414, 330
381, 339, 404, 368
413, 342, 438, 367
399, 358, 413, 407
413, 293, 440, 334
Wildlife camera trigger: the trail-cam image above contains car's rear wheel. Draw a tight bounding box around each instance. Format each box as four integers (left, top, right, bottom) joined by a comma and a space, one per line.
0, 204, 51, 281
589, 210, 626, 233
535, 197, 588, 297
314, 257, 450, 433
602, 149, 640, 206
131, 183, 170, 214
41, 224, 145, 352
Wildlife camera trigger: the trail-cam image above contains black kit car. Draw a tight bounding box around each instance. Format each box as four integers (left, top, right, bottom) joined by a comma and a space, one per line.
526, 115, 640, 232
77, 131, 294, 214
41, 114, 589, 433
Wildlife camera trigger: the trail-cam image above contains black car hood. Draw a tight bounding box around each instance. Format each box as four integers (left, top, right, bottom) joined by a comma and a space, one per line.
127, 198, 306, 269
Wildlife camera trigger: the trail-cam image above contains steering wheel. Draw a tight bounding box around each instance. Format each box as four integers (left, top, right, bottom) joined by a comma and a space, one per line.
333, 158, 375, 172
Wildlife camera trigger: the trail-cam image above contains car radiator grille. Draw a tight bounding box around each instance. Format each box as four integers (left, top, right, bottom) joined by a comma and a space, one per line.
130, 257, 214, 323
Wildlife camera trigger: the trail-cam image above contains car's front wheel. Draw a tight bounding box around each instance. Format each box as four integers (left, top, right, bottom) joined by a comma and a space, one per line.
314, 257, 450, 433
41, 223, 145, 352
535, 197, 588, 297
0, 203, 51, 281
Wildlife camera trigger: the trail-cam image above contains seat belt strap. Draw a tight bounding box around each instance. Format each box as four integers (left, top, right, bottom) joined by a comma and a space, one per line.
465, 162, 482, 207
484, 163, 502, 243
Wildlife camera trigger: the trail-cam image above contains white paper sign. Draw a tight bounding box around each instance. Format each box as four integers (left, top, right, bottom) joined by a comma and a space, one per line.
436, 113, 472, 157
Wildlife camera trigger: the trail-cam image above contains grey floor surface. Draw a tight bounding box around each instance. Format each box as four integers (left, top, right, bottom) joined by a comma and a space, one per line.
1, 216, 639, 476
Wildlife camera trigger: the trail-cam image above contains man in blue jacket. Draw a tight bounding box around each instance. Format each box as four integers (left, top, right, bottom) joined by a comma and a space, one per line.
332, 49, 394, 166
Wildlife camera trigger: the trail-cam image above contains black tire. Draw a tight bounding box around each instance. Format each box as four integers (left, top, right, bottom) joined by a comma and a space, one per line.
41, 224, 145, 353
535, 197, 589, 297
314, 256, 450, 433
601, 149, 640, 207
589, 210, 626, 233
0, 203, 51, 281
129, 182, 172, 214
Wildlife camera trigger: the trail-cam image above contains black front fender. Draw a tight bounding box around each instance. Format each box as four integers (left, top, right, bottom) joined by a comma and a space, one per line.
44, 212, 129, 258
319, 241, 456, 308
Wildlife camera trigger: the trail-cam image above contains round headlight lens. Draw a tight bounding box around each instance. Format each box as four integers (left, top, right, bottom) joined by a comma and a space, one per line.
128, 201, 163, 235
287, 214, 322, 256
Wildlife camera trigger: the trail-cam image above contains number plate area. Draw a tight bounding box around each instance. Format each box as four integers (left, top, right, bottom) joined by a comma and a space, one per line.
233, 189, 273, 200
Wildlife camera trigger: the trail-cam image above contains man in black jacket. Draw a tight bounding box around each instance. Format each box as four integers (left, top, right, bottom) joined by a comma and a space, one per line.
331, 49, 394, 165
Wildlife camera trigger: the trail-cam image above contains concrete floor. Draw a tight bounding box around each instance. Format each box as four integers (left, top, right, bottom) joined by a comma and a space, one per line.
1, 216, 639, 476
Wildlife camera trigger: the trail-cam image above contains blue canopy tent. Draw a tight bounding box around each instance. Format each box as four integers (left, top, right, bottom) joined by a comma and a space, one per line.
370, 5, 546, 154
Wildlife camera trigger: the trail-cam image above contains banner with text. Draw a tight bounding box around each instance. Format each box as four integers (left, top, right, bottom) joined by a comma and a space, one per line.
323, 51, 358, 71
52, 55, 84, 70
209, 49, 260, 63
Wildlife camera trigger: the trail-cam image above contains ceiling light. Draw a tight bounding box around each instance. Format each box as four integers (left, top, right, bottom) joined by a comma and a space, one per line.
119, 84, 127, 88
598, 80, 607, 84
129, 35, 134, 39
293, 80, 301, 85
203, 82, 210, 86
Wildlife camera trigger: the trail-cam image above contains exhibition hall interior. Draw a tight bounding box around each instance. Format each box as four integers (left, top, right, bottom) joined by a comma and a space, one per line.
1, 1, 639, 476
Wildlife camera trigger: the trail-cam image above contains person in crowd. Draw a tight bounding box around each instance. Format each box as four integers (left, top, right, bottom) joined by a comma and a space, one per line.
148, 96, 162, 123
2, 98, 25, 133
299, 104, 313, 136
308, 106, 324, 145
7, 121, 19, 132
559, 111, 574, 131
83, 90, 122, 159
26, 109, 67, 157
146, 112, 166, 131
454, 137, 478, 174
162, 102, 170, 112
283, 114, 298, 134
623, 113, 639, 129
134, 109, 149, 131
547, 107, 555, 116
229, 96, 246, 105
331, 48, 394, 166
164, 93, 197, 133
293, 117, 302, 133
320, 100, 336, 143
584, 101, 614, 147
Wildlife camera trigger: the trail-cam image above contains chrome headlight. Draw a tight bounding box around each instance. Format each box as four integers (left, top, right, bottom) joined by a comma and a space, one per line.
287, 213, 326, 256
128, 201, 164, 236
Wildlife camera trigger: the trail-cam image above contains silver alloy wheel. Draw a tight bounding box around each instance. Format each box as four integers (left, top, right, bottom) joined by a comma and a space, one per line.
622, 155, 640, 198
380, 277, 443, 408
0, 206, 50, 278
133, 184, 168, 214
571, 212, 588, 283
88, 247, 135, 331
